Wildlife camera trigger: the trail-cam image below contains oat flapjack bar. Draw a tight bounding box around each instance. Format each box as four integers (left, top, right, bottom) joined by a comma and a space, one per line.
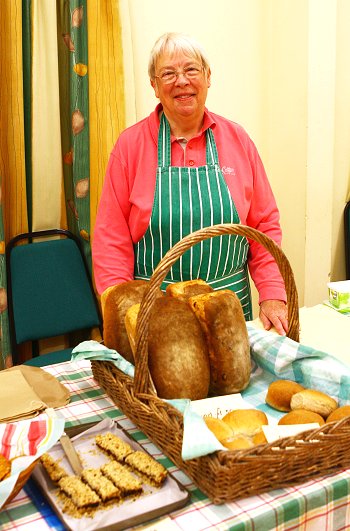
125, 451, 167, 485
40, 453, 68, 483
81, 468, 120, 502
95, 432, 133, 462
101, 461, 143, 496
59, 476, 101, 508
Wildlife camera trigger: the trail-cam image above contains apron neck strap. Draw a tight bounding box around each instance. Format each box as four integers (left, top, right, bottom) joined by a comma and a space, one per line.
157, 113, 219, 167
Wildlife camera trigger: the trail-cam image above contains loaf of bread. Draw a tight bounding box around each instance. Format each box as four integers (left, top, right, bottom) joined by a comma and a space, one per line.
188, 290, 251, 395
265, 380, 305, 412
222, 409, 268, 437
166, 279, 213, 301
290, 389, 338, 418
103, 280, 162, 363
124, 303, 140, 358
326, 405, 350, 423
278, 408, 325, 426
146, 297, 210, 400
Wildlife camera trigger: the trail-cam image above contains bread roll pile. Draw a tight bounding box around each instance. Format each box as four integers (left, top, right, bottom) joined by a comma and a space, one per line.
265, 379, 349, 425
102, 279, 251, 400
204, 409, 268, 449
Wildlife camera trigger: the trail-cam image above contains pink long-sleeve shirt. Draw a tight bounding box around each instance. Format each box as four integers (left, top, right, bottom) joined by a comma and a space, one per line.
92, 104, 286, 303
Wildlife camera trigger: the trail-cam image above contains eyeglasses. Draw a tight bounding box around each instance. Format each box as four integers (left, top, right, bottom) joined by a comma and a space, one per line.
155, 65, 203, 85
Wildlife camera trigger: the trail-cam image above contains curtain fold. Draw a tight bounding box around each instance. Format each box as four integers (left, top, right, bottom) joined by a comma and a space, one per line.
32, 0, 63, 232
0, 0, 28, 369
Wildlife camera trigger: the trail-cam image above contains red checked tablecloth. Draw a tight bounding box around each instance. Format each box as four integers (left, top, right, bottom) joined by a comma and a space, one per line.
1, 359, 350, 531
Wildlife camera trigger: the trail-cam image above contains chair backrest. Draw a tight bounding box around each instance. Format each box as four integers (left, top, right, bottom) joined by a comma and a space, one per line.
6, 229, 101, 364
345, 201, 350, 279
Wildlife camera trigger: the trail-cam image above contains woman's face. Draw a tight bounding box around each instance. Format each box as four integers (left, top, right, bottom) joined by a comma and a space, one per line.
151, 50, 211, 123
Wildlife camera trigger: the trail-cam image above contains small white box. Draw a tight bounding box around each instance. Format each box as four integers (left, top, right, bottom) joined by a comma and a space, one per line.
327, 280, 350, 310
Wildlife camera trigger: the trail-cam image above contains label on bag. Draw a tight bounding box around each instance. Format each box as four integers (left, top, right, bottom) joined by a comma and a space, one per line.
191, 394, 251, 419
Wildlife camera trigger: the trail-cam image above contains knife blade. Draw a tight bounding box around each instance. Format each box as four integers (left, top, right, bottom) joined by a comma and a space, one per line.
59, 432, 83, 475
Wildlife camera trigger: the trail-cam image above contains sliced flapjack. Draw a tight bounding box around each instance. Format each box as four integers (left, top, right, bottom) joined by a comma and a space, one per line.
95, 432, 133, 462
81, 468, 120, 502
40, 452, 68, 483
58, 475, 101, 508
101, 460, 143, 496
124, 451, 167, 485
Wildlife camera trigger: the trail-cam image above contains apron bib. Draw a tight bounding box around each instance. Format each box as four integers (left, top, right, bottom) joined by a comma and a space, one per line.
134, 114, 252, 319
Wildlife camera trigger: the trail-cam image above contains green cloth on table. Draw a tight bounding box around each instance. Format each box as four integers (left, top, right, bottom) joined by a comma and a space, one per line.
71, 341, 135, 377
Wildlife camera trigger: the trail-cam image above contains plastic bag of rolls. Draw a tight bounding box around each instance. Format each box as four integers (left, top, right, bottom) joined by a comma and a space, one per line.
102, 279, 251, 401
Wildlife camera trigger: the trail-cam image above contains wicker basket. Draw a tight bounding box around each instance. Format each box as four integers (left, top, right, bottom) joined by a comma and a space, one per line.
92, 223, 350, 504
2, 459, 39, 509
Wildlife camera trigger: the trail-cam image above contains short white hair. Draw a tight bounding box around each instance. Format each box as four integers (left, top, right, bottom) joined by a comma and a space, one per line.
148, 32, 210, 79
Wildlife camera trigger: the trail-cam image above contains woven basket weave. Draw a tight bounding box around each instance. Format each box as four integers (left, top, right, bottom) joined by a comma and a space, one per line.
92, 223, 350, 504
2, 459, 39, 509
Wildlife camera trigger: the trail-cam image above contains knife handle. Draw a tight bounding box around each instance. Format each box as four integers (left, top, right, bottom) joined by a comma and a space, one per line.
59, 433, 83, 475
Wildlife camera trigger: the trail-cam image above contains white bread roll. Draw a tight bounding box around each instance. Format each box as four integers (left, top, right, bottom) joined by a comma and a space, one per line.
222, 409, 268, 437
221, 435, 254, 450
252, 430, 268, 445
278, 408, 325, 426
203, 416, 233, 442
265, 380, 305, 412
326, 405, 350, 423
188, 290, 251, 395
290, 389, 338, 418
166, 279, 213, 301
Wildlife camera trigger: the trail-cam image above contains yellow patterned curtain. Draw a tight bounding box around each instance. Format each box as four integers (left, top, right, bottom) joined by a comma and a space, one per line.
88, 0, 125, 236
0, 0, 125, 369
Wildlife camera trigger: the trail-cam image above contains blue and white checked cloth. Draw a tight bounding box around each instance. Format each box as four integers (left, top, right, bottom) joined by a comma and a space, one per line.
72, 324, 350, 459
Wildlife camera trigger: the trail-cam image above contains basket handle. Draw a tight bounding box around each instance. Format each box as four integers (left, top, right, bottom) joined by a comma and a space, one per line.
134, 223, 299, 396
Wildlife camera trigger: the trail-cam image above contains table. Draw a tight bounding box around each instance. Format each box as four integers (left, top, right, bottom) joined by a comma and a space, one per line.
2, 359, 350, 531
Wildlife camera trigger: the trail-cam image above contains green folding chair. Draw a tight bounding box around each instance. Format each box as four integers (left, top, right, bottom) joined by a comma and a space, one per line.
6, 229, 102, 366
345, 201, 350, 280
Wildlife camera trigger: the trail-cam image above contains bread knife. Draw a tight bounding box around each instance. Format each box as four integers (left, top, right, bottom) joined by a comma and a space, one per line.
59, 432, 83, 475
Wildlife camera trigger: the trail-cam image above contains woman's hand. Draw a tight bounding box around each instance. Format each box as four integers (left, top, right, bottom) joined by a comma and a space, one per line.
259, 299, 288, 336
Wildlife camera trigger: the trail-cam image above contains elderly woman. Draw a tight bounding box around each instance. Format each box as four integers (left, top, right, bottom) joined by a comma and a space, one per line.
92, 32, 288, 335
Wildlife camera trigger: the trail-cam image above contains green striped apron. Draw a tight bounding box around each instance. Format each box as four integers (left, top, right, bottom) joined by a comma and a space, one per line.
134, 114, 252, 319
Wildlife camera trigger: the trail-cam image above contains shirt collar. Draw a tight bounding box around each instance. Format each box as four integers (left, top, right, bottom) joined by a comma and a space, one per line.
150, 104, 216, 144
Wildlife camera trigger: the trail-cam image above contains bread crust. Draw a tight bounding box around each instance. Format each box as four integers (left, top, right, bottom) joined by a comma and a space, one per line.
0, 454, 11, 481
222, 409, 268, 437
103, 280, 162, 363
124, 303, 140, 357
252, 430, 268, 445
166, 279, 213, 301
147, 297, 210, 400
189, 290, 251, 395
221, 435, 254, 450
290, 389, 338, 418
326, 405, 350, 423
278, 408, 325, 425
204, 416, 233, 442
265, 380, 305, 412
